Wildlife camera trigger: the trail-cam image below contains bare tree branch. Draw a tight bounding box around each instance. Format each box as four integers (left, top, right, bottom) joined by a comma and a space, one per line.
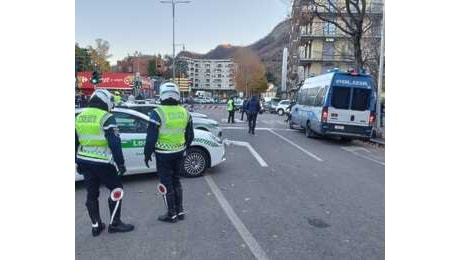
346, 0, 359, 25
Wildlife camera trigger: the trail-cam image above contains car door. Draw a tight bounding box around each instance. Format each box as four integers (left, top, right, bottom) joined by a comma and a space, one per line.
112, 111, 155, 174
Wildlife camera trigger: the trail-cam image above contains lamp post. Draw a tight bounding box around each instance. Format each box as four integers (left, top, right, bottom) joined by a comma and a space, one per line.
160, 0, 190, 83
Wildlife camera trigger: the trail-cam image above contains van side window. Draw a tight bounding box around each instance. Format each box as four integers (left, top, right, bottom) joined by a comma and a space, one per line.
300, 89, 308, 105
315, 87, 326, 106
331, 87, 351, 109
306, 87, 320, 106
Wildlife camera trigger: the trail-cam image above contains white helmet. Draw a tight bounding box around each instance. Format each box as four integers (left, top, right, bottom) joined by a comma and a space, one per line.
159, 82, 180, 102
90, 89, 115, 111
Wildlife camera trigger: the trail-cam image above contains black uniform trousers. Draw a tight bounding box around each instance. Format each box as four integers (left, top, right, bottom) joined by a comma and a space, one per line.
227, 110, 235, 123
247, 112, 258, 133
155, 152, 183, 193
80, 163, 123, 203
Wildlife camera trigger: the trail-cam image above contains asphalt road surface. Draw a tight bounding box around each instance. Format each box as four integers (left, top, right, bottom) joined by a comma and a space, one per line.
76, 105, 385, 260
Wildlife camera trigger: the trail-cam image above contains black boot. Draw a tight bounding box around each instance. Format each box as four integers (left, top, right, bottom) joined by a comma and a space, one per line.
158, 191, 178, 223
175, 187, 184, 220
86, 200, 105, 237
108, 198, 134, 233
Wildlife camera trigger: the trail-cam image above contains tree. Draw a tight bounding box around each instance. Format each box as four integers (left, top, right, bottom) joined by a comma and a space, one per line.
148, 59, 157, 77
311, 0, 377, 70
87, 38, 112, 72
75, 43, 93, 72
233, 48, 269, 96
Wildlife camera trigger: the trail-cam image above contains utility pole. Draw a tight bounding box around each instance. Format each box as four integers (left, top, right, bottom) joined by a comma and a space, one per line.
160, 0, 190, 83
376, 1, 385, 132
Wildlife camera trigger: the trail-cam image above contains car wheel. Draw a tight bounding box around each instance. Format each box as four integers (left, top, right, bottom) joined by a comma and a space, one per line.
181, 147, 209, 178
277, 109, 284, 116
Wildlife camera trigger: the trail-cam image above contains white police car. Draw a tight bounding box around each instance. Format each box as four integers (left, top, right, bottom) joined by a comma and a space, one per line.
75, 108, 226, 181
117, 103, 222, 137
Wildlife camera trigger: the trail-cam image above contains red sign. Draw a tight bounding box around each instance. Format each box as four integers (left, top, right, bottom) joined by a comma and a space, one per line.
77, 72, 134, 90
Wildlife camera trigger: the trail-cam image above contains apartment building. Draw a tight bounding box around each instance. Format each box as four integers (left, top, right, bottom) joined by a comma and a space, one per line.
179, 57, 236, 97
288, 0, 383, 92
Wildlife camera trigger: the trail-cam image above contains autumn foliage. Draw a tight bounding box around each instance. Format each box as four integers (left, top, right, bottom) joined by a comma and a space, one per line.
233, 48, 268, 96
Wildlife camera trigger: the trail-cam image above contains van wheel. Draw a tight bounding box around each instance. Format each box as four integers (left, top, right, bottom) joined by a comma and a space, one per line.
288, 120, 294, 129
305, 123, 315, 138
341, 137, 353, 142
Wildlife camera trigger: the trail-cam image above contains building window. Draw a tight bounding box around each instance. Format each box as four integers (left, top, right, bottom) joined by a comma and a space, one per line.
300, 26, 306, 35
323, 21, 336, 35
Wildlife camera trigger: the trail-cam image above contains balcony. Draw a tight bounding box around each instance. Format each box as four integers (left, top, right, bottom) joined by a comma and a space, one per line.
298, 55, 354, 65
311, 3, 383, 16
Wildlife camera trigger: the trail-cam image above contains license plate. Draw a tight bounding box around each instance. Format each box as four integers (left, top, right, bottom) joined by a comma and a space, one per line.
334, 125, 344, 130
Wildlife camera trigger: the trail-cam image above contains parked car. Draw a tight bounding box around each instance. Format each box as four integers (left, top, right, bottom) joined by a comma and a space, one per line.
275, 100, 291, 115
75, 108, 225, 180
234, 99, 244, 111
194, 97, 207, 104
268, 98, 282, 113
117, 103, 222, 137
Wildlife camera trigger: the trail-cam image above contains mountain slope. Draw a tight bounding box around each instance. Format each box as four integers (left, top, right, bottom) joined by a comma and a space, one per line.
177, 19, 290, 86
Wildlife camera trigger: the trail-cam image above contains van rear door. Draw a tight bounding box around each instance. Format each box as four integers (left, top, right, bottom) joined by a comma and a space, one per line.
328, 86, 351, 127
349, 87, 371, 126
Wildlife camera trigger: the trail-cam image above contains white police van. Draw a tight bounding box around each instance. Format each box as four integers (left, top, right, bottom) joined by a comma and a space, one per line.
290, 69, 376, 141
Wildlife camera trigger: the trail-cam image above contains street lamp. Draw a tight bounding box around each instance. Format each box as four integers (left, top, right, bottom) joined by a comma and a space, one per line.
160, 0, 191, 83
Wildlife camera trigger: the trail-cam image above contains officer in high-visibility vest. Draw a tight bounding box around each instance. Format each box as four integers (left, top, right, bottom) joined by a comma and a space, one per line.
75, 89, 134, 236
227, 96, 235, 123
114, 91, 122, 105
144, 82, 194, 223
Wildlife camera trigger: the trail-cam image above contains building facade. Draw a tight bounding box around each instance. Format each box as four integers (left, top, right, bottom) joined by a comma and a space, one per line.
288, 0, 383, 93
179, 57, 236, 97
116, 55, 166, 77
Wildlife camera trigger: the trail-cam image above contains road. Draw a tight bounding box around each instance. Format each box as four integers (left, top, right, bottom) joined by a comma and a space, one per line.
76, 104, 385, 260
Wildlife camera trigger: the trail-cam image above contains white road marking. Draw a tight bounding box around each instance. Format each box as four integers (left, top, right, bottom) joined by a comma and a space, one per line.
205, 175, 269, 260
341, 146, 385, 166
221, 126, 296, 131
224, 140, 268, 167
268, 129, 323, 162
220, 118, 244, 123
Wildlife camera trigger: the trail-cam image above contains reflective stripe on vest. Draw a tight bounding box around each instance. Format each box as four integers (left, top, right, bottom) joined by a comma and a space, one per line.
75, 108, 113, 163
154, 105, 188, 152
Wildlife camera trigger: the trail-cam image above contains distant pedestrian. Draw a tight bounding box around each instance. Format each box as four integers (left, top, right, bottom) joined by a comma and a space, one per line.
240, 98, 248, 121
227, 97, 235, 123
247, 95, 261, 135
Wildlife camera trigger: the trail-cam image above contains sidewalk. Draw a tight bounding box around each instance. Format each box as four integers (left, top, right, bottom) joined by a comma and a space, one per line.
370, 127, 385, 145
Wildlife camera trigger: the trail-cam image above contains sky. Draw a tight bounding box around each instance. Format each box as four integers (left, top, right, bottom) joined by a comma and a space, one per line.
76, 0, 291, 65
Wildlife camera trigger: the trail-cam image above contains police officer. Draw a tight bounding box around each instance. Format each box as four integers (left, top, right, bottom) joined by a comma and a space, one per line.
113, 91, 122, 105
144, 82, 194, 223
75, 89, 134, 236
227, 96, 235, 123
